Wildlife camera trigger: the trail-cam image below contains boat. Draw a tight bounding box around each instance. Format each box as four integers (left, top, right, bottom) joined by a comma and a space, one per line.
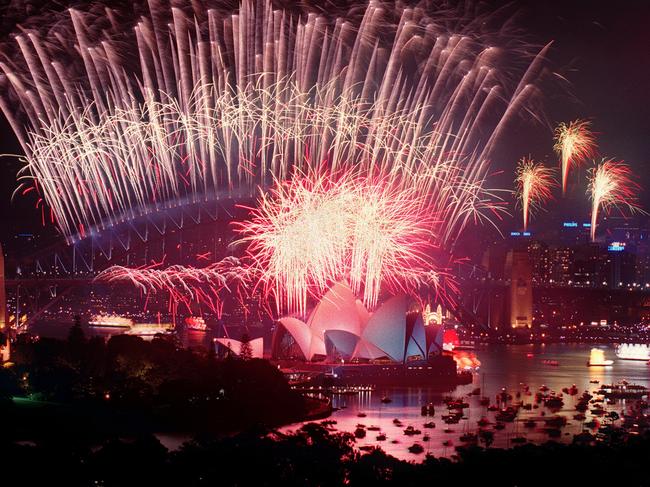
408, 443, 424, 454
354, 427, 366, 439
458, 433, 478, 443
380, 396, 392, 404
616, 344, 650, 361
447, 400, 469, 410
459, 433, 478, 443
597, 382, 648, 399
403, 426, 421, 436
544, 428, 562, 438
587, 348, 614, 366
497, 388, 511, 402
185, 316, 208, 331
442, 413, 461, 424
357, 412, 367, 418
542, 359, 559, 366
477, 417, 491, 427
495, 407, 517, 422
89, 314, 133, 329
478, 429, 494, 443
126, 322, 174, 337
376, 434, 386, 441
423, 422, 436, 429
562, 385, 579, 395
421, 403, 435, 416
544, 416, 567, 428
544, 396, 564, 409
367, 425, 381, 431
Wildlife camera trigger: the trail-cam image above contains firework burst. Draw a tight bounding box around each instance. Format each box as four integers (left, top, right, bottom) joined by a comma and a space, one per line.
233, 170, 464, 315
0, 0, 549, 241
554, 119, 597, 194
95, 257, 246, 316
515, 158, 555, 230
588, 159, 643, 241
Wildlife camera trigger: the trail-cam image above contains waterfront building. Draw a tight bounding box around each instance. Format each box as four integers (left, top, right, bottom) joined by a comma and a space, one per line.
272, 283, 442, 364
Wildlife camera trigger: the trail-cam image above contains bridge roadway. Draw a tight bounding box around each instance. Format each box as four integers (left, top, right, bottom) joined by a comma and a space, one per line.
6, 276, 650, 299
5, 278, 95, 287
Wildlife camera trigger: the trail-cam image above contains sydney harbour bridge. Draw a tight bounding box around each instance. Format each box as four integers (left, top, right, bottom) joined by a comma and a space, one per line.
5, 199, 649, 337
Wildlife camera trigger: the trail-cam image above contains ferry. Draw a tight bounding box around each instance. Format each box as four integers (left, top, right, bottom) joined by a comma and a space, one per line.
185, 316, 208, 332
616, 344, 650, 361
89, 314, 133, 329
125, 322, 174, 337
587, 348, 613, 366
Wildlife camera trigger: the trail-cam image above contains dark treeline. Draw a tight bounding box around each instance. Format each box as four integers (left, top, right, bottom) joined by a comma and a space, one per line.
3, 323, 650, 485
0, 320, 306, 439
1, 423, 650, 486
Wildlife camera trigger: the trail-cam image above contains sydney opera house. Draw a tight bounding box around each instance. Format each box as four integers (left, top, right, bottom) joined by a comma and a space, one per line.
270, 283, 465, 386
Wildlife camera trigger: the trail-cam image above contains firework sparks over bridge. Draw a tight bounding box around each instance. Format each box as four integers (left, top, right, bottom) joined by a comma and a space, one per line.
0, 0, 557, 315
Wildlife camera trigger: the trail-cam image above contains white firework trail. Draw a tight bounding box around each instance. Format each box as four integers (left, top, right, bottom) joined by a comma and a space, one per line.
0, 0, 550, 242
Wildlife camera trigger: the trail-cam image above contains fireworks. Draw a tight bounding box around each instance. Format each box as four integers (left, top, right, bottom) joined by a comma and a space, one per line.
588, 159, 643, 242
515, 158, 555, 230
234, 171, 451, 315
0, 0, 556, 316
554, 119, 597, 194
0, 0, 549, 241
95, 257, 246, 315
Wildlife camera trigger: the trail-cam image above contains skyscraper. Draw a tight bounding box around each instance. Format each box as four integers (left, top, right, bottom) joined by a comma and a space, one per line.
506, 249, 533, 329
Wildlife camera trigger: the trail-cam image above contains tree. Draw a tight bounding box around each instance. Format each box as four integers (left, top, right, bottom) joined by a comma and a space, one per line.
239, 333, 253, 360
67, 315, 87, 364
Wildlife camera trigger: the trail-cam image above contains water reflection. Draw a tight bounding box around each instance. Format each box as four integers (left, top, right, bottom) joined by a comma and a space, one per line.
285, 343, 650, 460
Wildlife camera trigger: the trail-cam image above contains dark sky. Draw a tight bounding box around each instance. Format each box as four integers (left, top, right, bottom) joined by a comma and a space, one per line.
0, 0, 648, 240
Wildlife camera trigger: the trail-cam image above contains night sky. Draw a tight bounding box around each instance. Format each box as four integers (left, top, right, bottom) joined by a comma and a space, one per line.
0, 0, 648, 242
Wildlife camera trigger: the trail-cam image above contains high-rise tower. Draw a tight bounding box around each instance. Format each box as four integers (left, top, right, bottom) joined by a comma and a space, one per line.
506, 248, 533, 329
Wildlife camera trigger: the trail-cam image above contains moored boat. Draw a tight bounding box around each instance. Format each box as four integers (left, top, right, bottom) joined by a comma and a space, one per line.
185, 316, 208, 331
616, 343, 650, 361
587, 348, 614, 366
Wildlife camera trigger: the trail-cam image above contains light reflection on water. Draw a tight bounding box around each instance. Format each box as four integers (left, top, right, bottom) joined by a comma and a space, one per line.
284, 343, 650, 460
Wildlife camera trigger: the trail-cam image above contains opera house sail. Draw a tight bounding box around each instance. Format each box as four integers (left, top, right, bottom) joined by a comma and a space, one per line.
272, 283, 463, 386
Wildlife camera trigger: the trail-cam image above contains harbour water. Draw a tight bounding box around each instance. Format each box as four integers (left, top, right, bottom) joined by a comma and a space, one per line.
284, 343, 650, 460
